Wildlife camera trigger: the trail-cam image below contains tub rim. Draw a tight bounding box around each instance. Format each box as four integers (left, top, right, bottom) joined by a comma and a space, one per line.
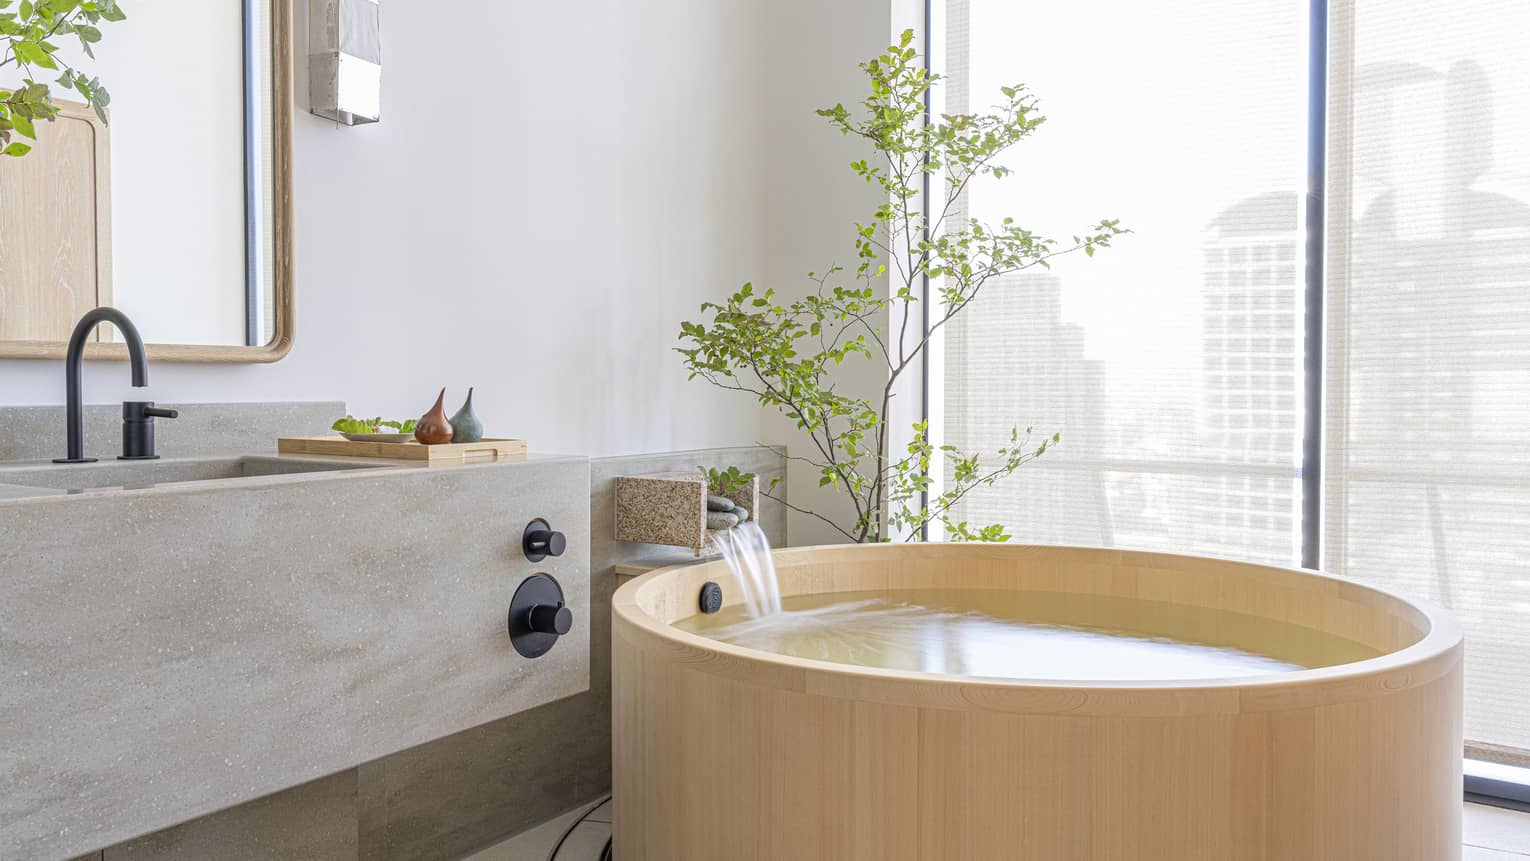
612, 543, 1464, 716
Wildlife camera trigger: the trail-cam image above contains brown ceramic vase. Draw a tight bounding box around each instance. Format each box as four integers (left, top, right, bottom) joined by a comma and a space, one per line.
414, 388, 454, 445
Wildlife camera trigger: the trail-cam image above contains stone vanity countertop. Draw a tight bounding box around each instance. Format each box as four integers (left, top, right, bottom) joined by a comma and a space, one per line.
0, 451, 586, 504
0, 443, 595, 861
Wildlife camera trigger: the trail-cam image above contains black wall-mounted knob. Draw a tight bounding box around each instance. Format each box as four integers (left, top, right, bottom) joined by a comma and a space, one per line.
522, 519, 566, 562
527, 604, 573, 636
508, 574, 572, 659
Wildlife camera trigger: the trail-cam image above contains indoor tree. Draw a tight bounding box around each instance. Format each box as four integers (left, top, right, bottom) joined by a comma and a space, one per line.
678, 29, 1126, 544
0, 0, 124, 158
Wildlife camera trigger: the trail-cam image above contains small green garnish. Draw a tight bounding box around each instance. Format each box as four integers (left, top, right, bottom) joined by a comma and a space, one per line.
332, 416, 418, 435
332, 416, 379, 434
700, 465, 755, 496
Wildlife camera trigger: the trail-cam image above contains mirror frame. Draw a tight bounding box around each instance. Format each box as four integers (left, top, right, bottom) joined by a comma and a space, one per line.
0, 0, 294, 364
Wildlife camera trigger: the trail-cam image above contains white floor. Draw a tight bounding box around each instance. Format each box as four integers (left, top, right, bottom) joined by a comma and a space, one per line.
464, 799, 1528, 860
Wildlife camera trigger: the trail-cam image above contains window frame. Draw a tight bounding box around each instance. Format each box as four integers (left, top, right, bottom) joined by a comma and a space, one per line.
920, 0, 1530, 807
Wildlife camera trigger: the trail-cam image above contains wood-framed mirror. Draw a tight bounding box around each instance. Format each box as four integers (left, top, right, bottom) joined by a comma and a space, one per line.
0, 0, 293, 363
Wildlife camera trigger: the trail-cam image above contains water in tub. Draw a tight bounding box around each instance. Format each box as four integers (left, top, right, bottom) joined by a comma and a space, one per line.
689, 535, 1380, 681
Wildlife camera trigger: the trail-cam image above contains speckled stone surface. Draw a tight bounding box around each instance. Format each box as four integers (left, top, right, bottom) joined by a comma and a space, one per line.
0, 402, 343, 462
0, 454, 390, 499
0, 454, 591, 861
613, 473, 707, 549
615, 471, 761, 552
347, 447, 785, 861
101, 772, 358, 860
34, 445, 784, 861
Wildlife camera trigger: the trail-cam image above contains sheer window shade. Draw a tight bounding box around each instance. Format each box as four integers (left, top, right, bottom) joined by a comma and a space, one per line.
1326, 0, 1530, 761
938, 0, 1309, 565
939, 0, 1530, 766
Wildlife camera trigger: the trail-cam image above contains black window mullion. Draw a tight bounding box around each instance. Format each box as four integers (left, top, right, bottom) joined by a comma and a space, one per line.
1301, 0, 1328, 570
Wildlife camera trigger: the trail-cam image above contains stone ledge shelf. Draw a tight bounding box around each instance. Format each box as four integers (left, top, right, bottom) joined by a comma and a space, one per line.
614, 558, 705, 586
614, 472, 758, 556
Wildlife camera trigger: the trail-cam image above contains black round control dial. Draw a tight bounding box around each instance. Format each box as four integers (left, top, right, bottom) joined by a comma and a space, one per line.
508, 574, 572, 659
528, 603, 573, 636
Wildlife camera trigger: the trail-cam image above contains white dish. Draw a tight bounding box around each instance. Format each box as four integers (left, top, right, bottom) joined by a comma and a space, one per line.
339, 432, 413, 443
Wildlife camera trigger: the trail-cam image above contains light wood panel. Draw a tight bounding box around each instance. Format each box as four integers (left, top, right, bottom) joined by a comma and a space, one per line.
613, 544, 1465, 860
277, 435, 527, 461
0, 102, 111, 342
0, 0, 294, 363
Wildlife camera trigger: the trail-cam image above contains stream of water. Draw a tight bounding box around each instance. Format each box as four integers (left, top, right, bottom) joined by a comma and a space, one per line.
709, 521, 781, 617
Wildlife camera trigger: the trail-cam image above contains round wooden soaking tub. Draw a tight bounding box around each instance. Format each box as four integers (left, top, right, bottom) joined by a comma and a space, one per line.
612, 544, 1463, 861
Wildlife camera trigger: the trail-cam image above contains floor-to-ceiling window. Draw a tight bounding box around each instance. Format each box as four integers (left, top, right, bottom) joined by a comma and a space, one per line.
935, 0, 1310, 564
1327, 0, 1530, 768
934, 0, 1530, 775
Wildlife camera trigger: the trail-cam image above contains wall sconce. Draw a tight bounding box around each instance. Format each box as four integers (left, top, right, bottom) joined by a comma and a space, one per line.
309, 0, 381, 125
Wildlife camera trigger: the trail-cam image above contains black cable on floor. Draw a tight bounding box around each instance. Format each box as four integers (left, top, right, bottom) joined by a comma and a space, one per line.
547, 794, 614, 861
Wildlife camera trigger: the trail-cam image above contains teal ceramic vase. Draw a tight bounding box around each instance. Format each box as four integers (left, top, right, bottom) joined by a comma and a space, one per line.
450, 387, 485, 443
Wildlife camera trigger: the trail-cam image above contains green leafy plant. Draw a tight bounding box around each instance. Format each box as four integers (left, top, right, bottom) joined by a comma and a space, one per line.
332, 416, 418, 435
677, 30, 1126, 544
0, 0, 125, 158
700, 465, 755, 497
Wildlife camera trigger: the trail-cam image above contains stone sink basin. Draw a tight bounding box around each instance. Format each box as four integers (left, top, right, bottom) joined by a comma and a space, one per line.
0, 450, 591, 860
0, 454, 391, 498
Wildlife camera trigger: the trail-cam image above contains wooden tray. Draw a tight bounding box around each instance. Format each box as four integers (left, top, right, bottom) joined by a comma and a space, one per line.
277, 436, 527, 462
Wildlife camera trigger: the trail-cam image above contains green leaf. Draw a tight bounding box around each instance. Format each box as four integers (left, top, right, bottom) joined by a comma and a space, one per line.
671, 30, 1124, 543
2, 141, 33, 156
332, 415, 418, 435
13, 40, 56, 69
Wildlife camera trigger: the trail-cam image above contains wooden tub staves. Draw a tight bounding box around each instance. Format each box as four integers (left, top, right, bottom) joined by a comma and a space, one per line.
612, 544, 1464, 861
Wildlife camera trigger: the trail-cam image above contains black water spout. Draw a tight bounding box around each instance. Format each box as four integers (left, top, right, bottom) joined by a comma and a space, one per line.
54, 307, 149, 464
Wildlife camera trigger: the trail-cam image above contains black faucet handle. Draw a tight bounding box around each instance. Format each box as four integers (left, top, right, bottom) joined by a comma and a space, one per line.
123, 401, 177, 421
119, 402, 175, 461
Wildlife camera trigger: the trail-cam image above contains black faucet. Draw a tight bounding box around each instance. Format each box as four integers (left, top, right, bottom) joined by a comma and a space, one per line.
54, 307, 178, 463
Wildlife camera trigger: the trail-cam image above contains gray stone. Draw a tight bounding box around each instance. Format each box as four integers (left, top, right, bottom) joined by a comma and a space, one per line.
613, 474, 708, 550
706, 494, 735, 512
707, 510, 740, 530
43, 443, 788, 861
0, 402, 343, 463
731, 505, 750, 522
0, 455, 390, 499
0, 453, 591, 861
342, 446, 787, 861
103, 771, 358, 861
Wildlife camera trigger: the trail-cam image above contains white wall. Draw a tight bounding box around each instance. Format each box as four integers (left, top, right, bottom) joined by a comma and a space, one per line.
758, 0, 898, 545
1, 0, 909, 539
2, 0, 780, 457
